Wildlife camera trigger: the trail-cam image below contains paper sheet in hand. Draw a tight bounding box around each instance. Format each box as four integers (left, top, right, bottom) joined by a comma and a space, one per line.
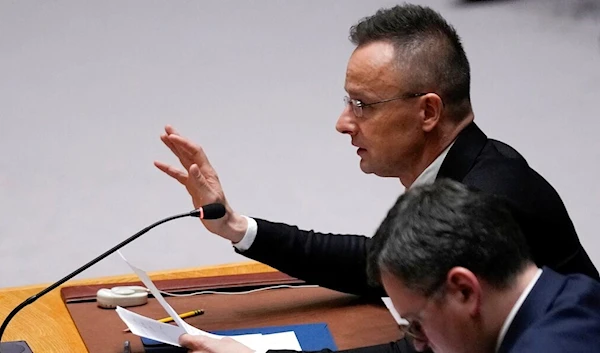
115, 251, 301, 351
116, 306, 187, 346
116, 306, 267, 348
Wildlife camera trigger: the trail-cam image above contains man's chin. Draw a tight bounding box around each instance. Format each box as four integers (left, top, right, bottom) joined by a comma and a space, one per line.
359, 160, 375, 174
359, 161, 397, 178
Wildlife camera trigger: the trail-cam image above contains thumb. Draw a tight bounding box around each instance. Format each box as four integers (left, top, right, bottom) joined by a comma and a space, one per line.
188, 164, 210, 209
189, 164, 208, 187
179, 333, 208, 349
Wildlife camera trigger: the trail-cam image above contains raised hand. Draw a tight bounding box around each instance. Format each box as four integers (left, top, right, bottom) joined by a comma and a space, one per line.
154, 125, 247, 242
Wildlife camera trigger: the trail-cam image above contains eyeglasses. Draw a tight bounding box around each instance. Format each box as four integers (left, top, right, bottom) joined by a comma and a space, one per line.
397, 285, 445, 343
343, 93, 427, 118
399, 320, 427, 341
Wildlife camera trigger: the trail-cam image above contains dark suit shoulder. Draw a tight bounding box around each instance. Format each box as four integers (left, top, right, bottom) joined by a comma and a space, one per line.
549, 273, 600, 313
508, 274, 600, 353
445, 127, 598, 279
462, 144, 562, 210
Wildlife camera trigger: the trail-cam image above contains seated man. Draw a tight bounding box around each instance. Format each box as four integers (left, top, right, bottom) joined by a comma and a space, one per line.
154, 4, 597, 300
156, 3, 598, 353
180, 179, 600, 353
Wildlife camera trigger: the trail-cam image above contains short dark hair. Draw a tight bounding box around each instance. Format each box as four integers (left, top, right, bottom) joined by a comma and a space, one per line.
367, 179, 532, 296
349, 4, 471, 121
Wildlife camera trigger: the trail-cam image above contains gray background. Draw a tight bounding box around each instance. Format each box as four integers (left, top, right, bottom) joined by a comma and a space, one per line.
1, 0, 599, 288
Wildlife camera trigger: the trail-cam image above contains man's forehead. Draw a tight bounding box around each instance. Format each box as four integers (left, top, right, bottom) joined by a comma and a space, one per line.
344, 42, 403, 96
381, 271, 425, 309
350, 41, 396, 68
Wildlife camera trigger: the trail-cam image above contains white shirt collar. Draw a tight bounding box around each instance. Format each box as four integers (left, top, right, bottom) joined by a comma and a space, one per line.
410, 141, 455, 189
495, 268, 544, 352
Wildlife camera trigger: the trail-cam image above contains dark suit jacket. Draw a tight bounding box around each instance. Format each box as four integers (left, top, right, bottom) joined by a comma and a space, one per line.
239, 122, 599, 353
270, 268, 600, 353
497, 267, 600, 353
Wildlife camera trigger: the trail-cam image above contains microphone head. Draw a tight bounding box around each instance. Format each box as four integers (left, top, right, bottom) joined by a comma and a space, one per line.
200, 203, 226, 219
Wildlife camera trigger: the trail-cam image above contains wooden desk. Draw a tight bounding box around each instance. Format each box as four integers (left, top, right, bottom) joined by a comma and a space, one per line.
0, 261, 277, 352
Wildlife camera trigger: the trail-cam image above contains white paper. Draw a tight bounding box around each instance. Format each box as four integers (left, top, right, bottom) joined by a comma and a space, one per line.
115, 251, 302, 351
117, 251, 192, 331
117, 251, 220, 337
116, 307, 267, 349
225, 332, 301, 352
116, 306, 186, 346
382, 297, 409, 326
229, 334, 271, 351
262, 331, 302, 350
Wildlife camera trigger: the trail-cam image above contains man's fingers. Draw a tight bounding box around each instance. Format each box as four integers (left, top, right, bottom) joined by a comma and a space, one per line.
179, 334, 218, 351
154, 161, 189, 185
178, 333, 193, 347
167, 134, 215, 176
167, 134, 203, 158
165, 125, 181, 136
179, 333, 205, 349
160, 134, 181, 159
161, 127, 216, 178
161, 133, 194, 169
160, 133, 180, 155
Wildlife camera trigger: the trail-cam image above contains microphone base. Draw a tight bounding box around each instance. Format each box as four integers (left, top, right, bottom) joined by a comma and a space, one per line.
0, 341, 34, 353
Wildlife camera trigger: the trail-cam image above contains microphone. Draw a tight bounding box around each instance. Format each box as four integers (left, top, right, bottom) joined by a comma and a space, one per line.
189, 202, 226, 219
0, 203, 226, 353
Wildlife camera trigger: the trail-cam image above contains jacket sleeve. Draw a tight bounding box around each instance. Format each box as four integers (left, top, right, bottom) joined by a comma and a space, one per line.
236, 218, 385, 297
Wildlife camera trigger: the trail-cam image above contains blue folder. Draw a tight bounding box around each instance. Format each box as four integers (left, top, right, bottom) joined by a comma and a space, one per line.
141, 322, 337, 352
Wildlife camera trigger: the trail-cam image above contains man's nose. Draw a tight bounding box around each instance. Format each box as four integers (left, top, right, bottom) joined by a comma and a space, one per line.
336, 106, 357, 135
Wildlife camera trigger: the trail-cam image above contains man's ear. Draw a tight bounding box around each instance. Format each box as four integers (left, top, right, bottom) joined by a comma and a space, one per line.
420, 93, 443, 132
445, 267, 482, 317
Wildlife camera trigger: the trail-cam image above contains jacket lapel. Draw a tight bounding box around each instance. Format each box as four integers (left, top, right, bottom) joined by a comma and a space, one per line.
497, 268, 565, 353
437, 122, 488, 181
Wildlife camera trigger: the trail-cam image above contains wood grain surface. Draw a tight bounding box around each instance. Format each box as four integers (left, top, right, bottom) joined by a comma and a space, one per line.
0, 261, 276, 352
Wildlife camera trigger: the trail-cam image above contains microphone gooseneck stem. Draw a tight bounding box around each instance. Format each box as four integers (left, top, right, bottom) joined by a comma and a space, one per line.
0, 209, 198, 347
